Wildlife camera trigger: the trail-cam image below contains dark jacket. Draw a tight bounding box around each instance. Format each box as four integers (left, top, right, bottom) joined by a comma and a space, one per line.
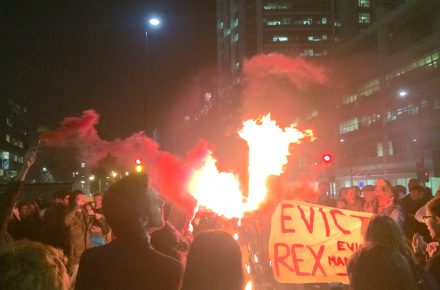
43, 203, 69, 250
0, 181, 23, 245
76, 237, 183, 290
426, 253, 440, 288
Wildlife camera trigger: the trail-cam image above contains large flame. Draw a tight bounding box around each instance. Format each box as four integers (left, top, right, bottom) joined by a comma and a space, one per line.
188, 114, 314, 218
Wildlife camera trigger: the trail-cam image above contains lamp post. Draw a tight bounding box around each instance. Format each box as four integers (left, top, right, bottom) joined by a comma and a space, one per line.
144, 17, 161, 141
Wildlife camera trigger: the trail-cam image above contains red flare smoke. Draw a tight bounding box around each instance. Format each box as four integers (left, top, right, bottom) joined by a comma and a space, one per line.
41, 110, 210, 216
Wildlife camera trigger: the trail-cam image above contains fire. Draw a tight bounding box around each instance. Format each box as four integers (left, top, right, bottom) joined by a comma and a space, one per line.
188, 114, 313, 218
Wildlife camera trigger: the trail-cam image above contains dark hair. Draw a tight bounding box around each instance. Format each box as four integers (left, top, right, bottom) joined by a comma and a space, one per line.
68, 189, 84, 208
426, 196, 440, 217
181, 231, 243, 290
364, 215, 414, 262
361, 185, 375, 192
103, 173, 149, 237
347, 244, 418, 290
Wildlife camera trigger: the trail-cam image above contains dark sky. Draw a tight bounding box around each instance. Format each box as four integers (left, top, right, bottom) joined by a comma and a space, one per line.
1, 0, 217, 140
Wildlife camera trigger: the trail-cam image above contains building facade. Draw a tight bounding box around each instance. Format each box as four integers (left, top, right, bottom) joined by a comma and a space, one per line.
331, 0, 440, 190
0, 98, 29, 182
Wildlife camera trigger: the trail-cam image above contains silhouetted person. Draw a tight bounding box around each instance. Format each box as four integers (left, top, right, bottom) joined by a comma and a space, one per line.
347, 244, 419, 290
76, 174, 182, 290
181, 230, 243, 290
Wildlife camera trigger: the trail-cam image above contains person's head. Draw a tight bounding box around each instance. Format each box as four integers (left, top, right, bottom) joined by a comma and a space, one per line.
17, 203, 31, 219
345, 187, 359, 205
0, 240, 69, 290
93, 193, 103, 209
408, 178, 420, 192
375, 179, 395, 207
424, 196, 440, 241
409, 184, 424, 201
318, 181, 329, 196
364, 215, 413, 261
361, 185, 376, 201
181, 231, 243, 290
69, 189, 85, 208
392, 185, 407, 199
103, 173, 165, 238
347, 244, 418, 290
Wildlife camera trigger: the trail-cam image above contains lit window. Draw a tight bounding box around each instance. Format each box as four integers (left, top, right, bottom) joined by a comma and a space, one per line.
377, 143, 384, 157
307, 35, 328, 42
303, 18, 312, 25
272, 36, 289, 42
339, 118, 359, 134
5, 135, 10, 142
358, 13, 371, 24
232, 18, 239, 28
342, 94, 358, 105
232, 33, 239, 42
264, 2, 292, 10
218, 21, 224, 29
321, 17, 328, 25
358, 0, 370, 7
387, 141, 393, 156
301, 48, 314, 57
267, 20, 282, 26
6, 118, 12, 127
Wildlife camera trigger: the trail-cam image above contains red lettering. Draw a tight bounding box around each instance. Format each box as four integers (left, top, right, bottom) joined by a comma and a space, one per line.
291, 244, 310, 276
281, 204, 295, 233
319, 208, 330, 237
337, 241, 345, 251
274, 243, 294, 277
307, 245, 326, 276
298, 205, 315, 233
329, 209, 351, 235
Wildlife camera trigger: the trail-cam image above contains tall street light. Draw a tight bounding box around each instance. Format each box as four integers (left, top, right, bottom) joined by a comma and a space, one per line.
144, 17, 161, 142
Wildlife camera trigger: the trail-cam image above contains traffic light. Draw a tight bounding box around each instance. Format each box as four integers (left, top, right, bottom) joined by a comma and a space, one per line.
135, 159, 143, 173
322, 153, 333, 164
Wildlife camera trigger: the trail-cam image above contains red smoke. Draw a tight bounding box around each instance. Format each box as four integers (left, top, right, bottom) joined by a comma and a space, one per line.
241, 53, 327, 126
41, 110, 210, 215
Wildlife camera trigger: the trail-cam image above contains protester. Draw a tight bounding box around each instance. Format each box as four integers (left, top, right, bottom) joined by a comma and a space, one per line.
347, 243, 419, 290
64, 190, 92, 288
316, 181, 336, 207
414, 196, 440, 287
343, 186, 364, 211
0, 240, 69, 290
362, 185, 378, 213
0, 146, 37, 245
7, 202, 42, 242
85, 194, 110, 247
376, 179, 406, 232
76, 174, 182, 290
42, 190, 70, 250
180, 230, 243, 290
400, 184, 431, 241
364, 215, 438, 290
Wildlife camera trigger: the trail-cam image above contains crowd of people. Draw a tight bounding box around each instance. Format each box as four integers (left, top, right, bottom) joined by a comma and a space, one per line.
0, 147, 440, 290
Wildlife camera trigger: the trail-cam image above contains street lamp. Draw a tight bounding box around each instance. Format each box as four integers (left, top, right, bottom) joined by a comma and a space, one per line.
144, 17, 162, 142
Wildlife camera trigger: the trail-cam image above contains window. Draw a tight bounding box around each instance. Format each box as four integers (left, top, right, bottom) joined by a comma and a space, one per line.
358, 0, 370, 7
267, 20, 282, 26
265, 18, 292, 26
377, 142, 384, 157
321, 17, 328, 25
387, 141, 394, 156
232, 33, 239, 42
6, 117, 12, 127
358, 13, 371, 24
307, 35, 328, 42
385, 49, 440, 81
301, 49, 314, 57
303, 18, 313, 25
359, 79, 380, 97
232, 18, 239, 28
340, 118, 359, 134
273, 36, 289, 42
342, 94, 358, 105
264, 2, 292, 10
5, 135, 10, 143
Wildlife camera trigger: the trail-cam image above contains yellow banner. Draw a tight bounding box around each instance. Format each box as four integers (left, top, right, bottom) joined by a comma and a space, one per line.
269, 200, 372, 284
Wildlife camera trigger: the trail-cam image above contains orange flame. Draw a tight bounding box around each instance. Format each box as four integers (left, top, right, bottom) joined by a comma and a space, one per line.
188, 114, 314, 218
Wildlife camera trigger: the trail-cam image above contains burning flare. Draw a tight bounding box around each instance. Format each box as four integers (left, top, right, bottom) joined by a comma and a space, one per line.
189, 114, 314, 218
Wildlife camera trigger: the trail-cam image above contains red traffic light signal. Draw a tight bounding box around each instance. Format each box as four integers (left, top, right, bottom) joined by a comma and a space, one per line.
322, 153, 332, 163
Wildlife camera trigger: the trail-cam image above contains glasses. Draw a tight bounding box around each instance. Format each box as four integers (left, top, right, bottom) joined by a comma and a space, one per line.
423, 215, 434, 223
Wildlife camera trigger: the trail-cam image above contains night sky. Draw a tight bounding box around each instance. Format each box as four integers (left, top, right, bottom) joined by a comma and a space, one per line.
2, 0, 217, 141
